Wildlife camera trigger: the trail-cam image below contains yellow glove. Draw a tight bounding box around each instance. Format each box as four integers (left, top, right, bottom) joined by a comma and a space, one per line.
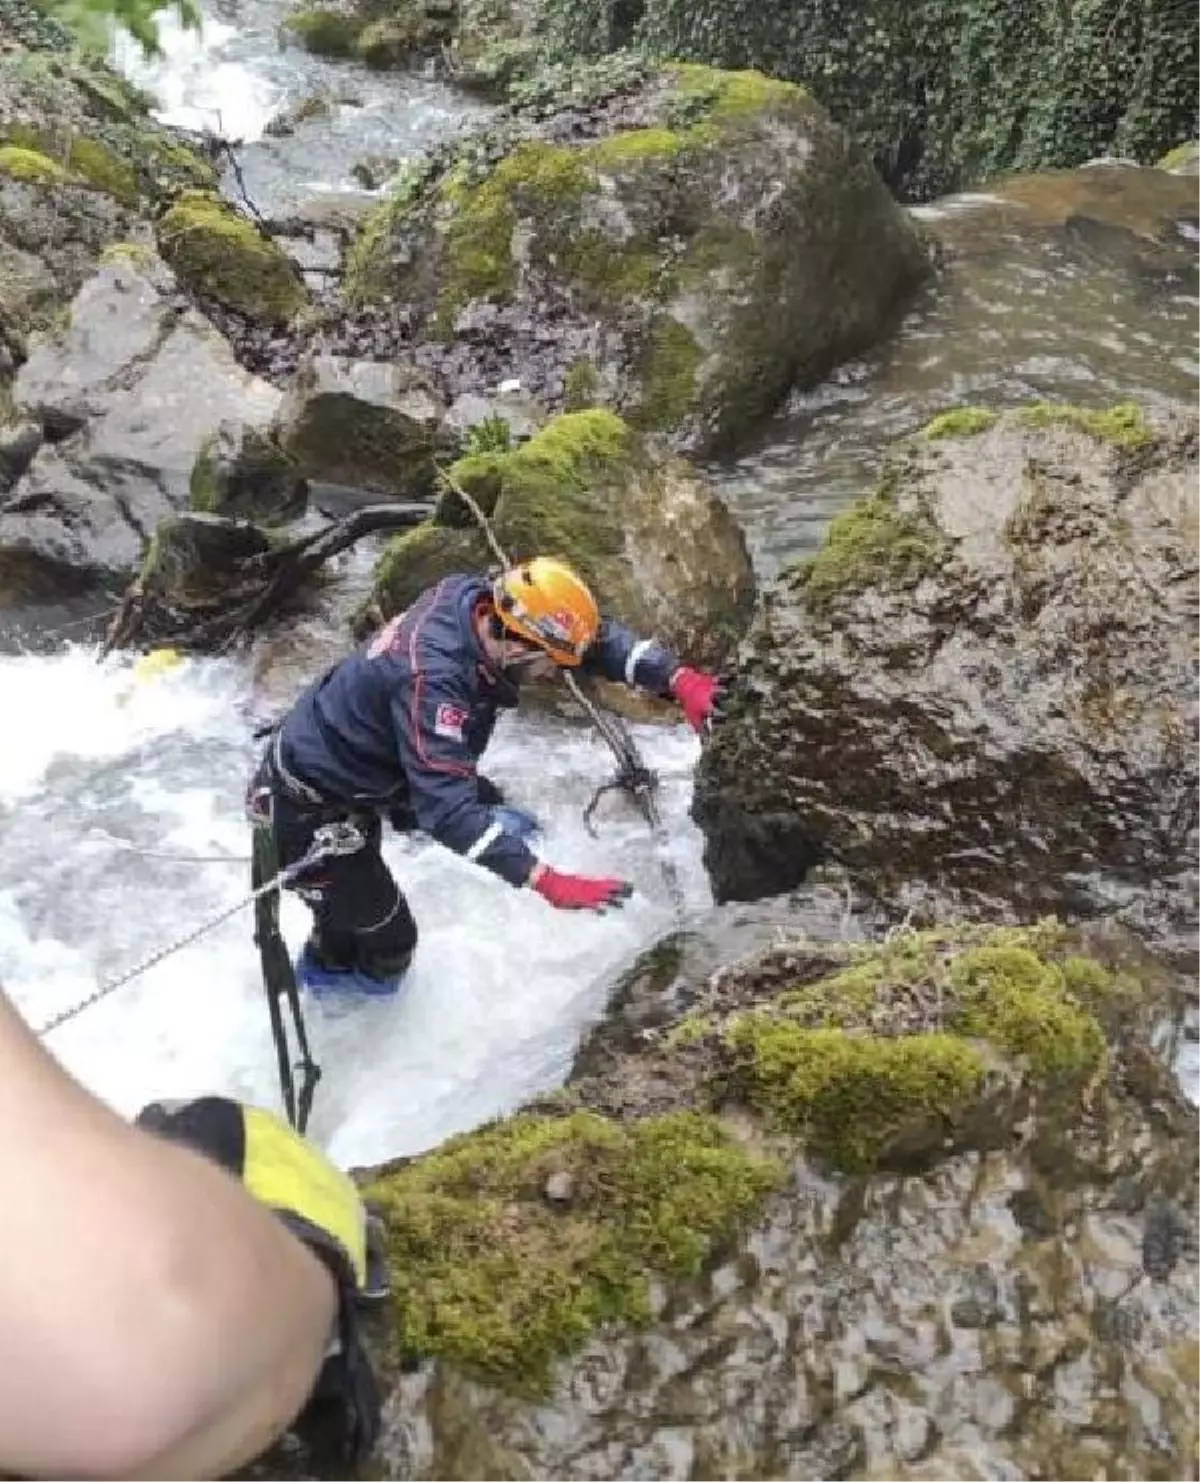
135, 1096, 383, 1470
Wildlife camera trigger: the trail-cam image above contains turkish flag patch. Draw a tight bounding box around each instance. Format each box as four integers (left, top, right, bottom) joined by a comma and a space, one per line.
434, 701, 468, 741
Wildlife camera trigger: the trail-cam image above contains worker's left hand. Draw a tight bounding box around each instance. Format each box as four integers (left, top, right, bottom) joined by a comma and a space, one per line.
670, 667, 722, 734
136, 1096, 383, 1469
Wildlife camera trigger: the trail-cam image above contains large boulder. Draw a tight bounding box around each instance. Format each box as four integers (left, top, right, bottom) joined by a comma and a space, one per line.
317, 918, 1196, 1481
155, 191, 309, 325
342, 65, 930, 455
692, 402, 1199, 962
275, 353, 448, 497
0, 255, 285, 602
362, 409, 756, 671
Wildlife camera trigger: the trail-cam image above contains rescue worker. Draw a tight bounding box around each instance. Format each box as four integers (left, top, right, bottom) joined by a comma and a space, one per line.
0, 983, 381, 1479
249, 557, 720, 997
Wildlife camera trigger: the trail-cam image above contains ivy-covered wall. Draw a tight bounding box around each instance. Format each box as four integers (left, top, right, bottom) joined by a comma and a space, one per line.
538, 0, 1199, 199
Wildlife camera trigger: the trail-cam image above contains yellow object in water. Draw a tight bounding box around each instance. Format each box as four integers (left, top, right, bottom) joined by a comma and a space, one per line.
131, 647, 183, 683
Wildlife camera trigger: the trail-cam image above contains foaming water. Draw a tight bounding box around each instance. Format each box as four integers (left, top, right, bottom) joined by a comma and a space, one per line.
110, 2, 489, 215
0, 646, 708, 1168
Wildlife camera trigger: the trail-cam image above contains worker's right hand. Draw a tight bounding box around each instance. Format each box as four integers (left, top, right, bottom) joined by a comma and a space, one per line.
530, 864, 633, 912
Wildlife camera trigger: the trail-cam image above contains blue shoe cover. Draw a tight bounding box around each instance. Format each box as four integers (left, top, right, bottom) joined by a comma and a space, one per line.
295, 945, 402, 999
492, 804, 540, 842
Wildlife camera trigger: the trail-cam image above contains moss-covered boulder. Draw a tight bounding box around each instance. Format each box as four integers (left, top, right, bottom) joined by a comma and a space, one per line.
275, 353, 448, 497
190, 422, 307, 524
363, 409, 756, 669
156, 191, 309, 324
343, 65, 929, 454
693, 400, 1199, 963
282, 0, 533, 79
0, 39, 215, 350
335, 916, 1196, 1481
135, 511, 274, 612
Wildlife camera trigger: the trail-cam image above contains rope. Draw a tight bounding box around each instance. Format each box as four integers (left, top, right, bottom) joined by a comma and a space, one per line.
37, 825, 362, 1039
439, 467, 687, 919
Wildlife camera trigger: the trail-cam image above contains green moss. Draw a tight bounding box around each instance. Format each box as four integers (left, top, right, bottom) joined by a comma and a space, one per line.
189, 434, 220, 513
156, 190, 308, 324
563, 358, 600, 411
715, 922, 1117, 1171
283, 6, 365, 55
668, 63, 806, 135
364, 1109, 780, 1391
100, 240, 158, 268
790, 475, 949, 614
921, 406, 998, 440
63, 136, 138, 202
585, 128, 683, 166
435, 141, 591, 334
727, 1019, 985, 1172
0, 145, 67, 184
949, 947, 1107, 1077
1156, 140, 1199, 171
1017, 401, 1152, 449
629, 316, 702, 433
370, 520, 492, 620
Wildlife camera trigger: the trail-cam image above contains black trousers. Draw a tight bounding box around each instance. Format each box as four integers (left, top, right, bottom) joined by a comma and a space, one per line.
271, 787, 419, 981
258, 765, 506, 981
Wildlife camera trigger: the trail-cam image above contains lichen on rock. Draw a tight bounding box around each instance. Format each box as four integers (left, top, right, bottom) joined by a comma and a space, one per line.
156, 191, 309, 324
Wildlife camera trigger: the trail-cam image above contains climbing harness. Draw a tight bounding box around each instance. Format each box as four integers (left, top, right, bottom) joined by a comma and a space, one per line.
37, 822, 364, 1133
439, 467, 687, 919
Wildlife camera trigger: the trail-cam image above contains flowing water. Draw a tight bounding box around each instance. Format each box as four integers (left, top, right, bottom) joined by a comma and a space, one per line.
0, 10, 1193, 1172
711, 176, 1199, 575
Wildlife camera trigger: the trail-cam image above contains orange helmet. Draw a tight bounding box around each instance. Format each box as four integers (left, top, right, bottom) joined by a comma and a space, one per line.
493, 557, 600, 666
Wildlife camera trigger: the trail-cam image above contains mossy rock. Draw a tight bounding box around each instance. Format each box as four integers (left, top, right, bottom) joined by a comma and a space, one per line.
283, 6, 367, 56
368, 409, 756, 667
364, 1109, 781, 1392
156, 191, 309, 324
343, 63, 929, 454
190, 422, 307, 523
0, 144, 67, 185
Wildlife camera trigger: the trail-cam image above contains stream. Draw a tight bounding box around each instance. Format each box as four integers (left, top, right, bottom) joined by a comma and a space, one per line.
0, 0, 1192, 1173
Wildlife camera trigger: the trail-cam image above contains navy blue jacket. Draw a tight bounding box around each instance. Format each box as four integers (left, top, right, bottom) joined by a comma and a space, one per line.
276, 574, 680, 886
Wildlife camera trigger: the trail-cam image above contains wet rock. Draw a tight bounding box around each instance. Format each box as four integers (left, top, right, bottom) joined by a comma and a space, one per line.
296, 918, 1198, 1482
190, 421, 307, 524
262, 90, 333, 138
156, 191, 309, 325
693, 402, 1199, 964
0, 256, 283, 601
365, 408, 756, 672
276, 353, 448, 498
137, 511, 272, 609
342, 64, 930, 455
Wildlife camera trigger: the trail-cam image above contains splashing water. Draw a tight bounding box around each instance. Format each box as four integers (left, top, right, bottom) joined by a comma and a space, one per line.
0, 646, 709, 1168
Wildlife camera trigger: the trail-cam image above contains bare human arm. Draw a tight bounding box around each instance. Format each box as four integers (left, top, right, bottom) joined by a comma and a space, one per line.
0, 988, 337, 1480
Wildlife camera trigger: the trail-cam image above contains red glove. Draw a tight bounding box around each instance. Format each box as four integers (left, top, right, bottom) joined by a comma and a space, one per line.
530, 865, 633, 912
671, 667, 720, 734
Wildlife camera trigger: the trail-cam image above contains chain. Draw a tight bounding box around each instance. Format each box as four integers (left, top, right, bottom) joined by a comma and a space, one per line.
37, 822, 364, 1038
